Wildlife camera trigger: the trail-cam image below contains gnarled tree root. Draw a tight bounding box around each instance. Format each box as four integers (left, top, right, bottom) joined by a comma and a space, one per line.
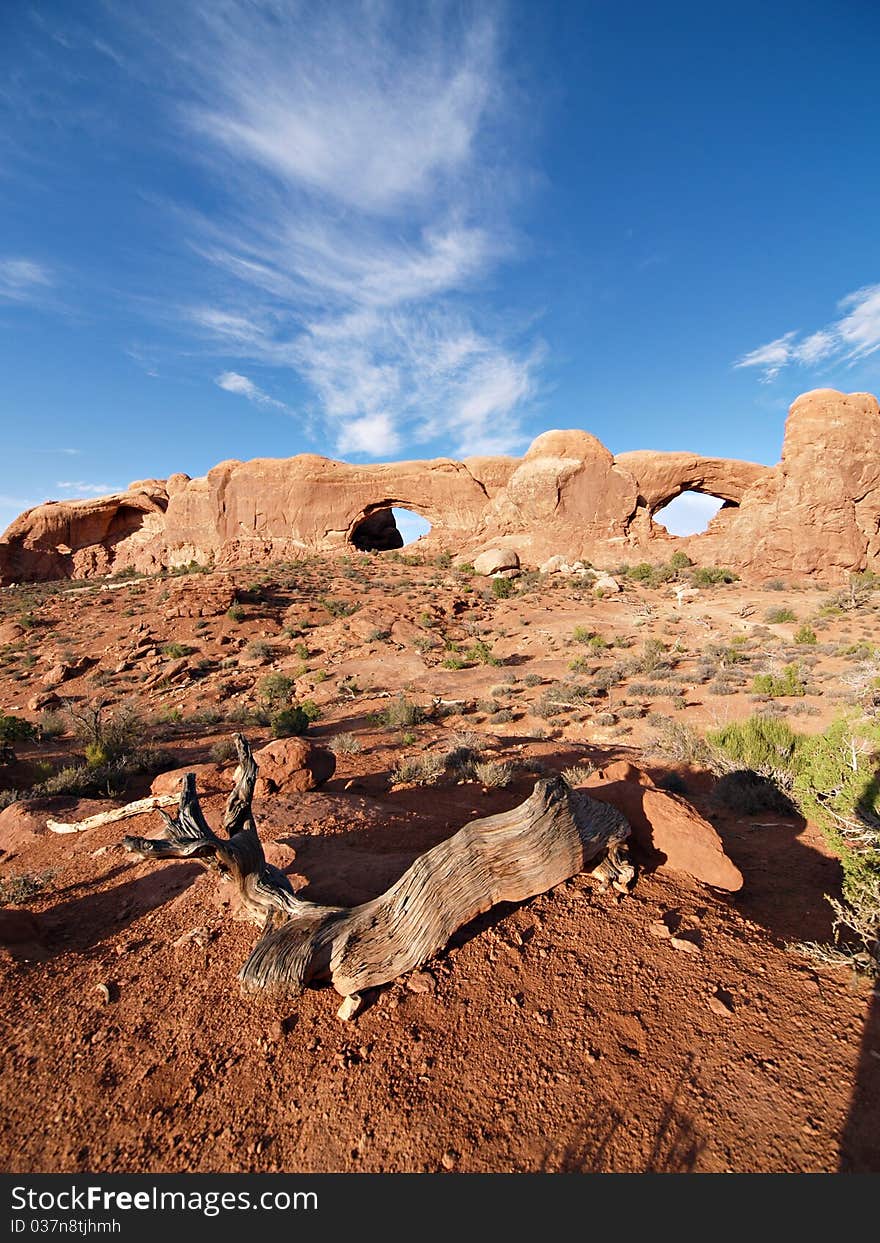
123, 734, 634, 1017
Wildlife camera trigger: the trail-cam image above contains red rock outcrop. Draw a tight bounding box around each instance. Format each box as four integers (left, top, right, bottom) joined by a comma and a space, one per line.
252, 738, 336, 795
584, 761, 743, 892
1, 389, 877, 584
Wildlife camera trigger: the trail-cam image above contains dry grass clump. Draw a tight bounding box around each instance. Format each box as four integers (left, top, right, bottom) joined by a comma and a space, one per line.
391, 752, 444, 786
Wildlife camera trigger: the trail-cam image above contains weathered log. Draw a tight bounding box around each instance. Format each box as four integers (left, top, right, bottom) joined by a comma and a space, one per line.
47, 793, 178, 834
122, 734, 634, 1018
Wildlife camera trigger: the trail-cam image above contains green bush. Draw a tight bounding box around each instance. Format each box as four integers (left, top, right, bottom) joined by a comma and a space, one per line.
320, 596, 358, 618
259, 673, 294, 706
491, 577, 515, 599
465, 639, 501, 666
794, 624, 817, 645
708, 714, 802, 774
270, 703, 319, 737
751, 663, 806, 697
765, 607, 797, 624
377, 695, 425, 728
0, 713, 37, 746
710, 713, 880, 969
162, 642, 192, 659
690, 566, 739, 586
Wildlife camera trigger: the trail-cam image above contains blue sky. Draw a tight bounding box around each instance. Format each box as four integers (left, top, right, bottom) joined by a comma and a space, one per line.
2, 1, 879, 538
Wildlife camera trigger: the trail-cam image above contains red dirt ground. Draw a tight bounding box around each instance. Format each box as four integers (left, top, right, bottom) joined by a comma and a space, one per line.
1, 557, 878, 1173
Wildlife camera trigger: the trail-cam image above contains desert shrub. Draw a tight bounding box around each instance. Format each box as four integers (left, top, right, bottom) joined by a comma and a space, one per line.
329, 732, 362, 755
764, 607, 797, 624
474, 759, 514, 787
226, 604, 246, 622
637, 638, 668, 674
245, 639, 275, 662
669, 550, 693, 570
257, 676, 292, 706
320, 596, 358, 618
690, 566, 738, 586
652, 719, 714, 767
162, 642, 192, 659
592, 661, 632, 691
751, 663, 807, 697
708, 714, 801, 775
561, 763, 596, 787
794, 624, 817, 645
523, 673, 543, 688
711, 713, 880, 969
466, 639, 501, 666
442, 731, 487, 780
65, 700, 144, 764
618, 560, 682, 588
378, 695, 425, 729
391, 753, 444, 786
792, 719, 880, 920
271, 706, 311, 737
490, 708, 515, 724
713, 769, 797, 815
442, 655, 467, 670
491, 577, 515, 599
0, 869, 57, 904
210, 737, 238, 763
0, 713, 37, 757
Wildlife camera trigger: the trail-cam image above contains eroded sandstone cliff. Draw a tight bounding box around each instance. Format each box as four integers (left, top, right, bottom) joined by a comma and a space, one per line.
1, 388, 876, 583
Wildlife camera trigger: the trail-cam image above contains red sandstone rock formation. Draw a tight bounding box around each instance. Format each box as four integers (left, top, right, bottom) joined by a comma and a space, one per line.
1, 389, 876, 584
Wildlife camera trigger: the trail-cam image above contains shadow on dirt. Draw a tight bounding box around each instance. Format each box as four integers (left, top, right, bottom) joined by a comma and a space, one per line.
540, 1059, 706, 1172
40, 862, 203, 952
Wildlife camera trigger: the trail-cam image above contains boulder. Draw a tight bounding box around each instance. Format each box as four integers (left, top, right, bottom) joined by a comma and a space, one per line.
41, 656, 94, 688
150, 763, 231, 798
584, 761, 742, 891
473, 548, 520, 576
28, 691, 60, 712
593, 574, 621, 594
252, 738, 336, 795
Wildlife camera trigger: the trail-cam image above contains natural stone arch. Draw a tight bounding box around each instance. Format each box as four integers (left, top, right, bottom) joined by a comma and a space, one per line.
652, 490, 731, 536
347, 500, 434, 553
613, 451, 768, 518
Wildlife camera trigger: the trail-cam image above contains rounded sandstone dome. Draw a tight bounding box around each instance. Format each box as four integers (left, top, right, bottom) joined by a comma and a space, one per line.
523, 429, 611, 462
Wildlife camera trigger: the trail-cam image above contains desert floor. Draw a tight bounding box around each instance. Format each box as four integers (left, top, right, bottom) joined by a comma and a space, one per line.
0, 551, 877, 1172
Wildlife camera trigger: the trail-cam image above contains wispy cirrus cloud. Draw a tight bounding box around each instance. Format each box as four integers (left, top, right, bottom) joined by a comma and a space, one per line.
735, 283, 880, 381
154, 1, 540, 457
56, 481, 119, 496
0, 257, 54, 305
215, 371, 288, 412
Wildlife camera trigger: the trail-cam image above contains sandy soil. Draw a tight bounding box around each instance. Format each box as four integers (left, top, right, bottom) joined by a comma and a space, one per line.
0, 553, 878, 1172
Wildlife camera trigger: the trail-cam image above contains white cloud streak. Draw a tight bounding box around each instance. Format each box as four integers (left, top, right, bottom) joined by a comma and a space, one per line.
734, 284, 880, 381
215, 371, 288, 411
163, 1, 539, 457
56, 481, 119, 495
0, 257, 54, 304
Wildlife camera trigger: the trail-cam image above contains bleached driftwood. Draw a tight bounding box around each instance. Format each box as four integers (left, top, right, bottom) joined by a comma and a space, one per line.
123, 734, 634, 1018
47, 793, 179, 834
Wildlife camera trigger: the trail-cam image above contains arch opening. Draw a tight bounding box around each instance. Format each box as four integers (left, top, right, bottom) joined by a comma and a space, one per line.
653, 491, 732, 536
349, 505, 431, 552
